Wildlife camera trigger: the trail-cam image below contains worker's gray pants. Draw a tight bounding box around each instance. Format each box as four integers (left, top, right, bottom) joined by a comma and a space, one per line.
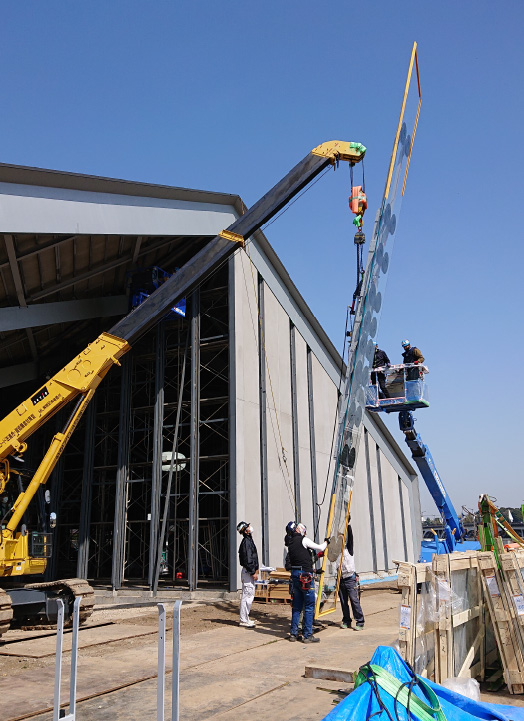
240, 568, 255, 622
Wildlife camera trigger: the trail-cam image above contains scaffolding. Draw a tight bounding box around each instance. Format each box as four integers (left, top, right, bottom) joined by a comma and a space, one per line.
47, 265, 230, 590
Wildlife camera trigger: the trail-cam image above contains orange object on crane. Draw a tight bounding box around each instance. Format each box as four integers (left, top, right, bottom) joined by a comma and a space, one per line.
349, 185, 367, 215
349, 186, 367, 230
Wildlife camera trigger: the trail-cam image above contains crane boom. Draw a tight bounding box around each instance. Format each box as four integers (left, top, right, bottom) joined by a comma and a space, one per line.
0, 139, 365, 632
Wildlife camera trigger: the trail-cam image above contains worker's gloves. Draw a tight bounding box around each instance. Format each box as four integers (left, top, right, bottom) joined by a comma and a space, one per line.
324, 537, 331, 545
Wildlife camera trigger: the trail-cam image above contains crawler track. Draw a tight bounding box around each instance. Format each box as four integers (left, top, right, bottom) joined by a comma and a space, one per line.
0, 588, 13, 637
0, 578, 94, 636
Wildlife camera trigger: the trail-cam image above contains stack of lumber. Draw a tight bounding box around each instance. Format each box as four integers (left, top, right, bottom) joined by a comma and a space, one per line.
254, 567, 291, 603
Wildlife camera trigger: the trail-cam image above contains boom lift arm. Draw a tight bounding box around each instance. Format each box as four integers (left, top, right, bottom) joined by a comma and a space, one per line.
398, 410, 465, 553
0, 141, 365, 595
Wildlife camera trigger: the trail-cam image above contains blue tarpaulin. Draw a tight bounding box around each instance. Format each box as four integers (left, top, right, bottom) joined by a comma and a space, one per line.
322, 646, 524, 721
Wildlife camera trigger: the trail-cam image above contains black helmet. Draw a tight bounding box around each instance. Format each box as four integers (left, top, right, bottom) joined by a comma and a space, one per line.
286, 521, 297, 535
236, 521, 249, 535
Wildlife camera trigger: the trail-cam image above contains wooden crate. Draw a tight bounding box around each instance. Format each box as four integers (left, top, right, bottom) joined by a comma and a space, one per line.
478, 551, 524, 694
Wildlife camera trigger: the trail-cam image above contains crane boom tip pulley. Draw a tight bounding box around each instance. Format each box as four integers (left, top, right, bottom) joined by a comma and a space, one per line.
311, 140, 367, 163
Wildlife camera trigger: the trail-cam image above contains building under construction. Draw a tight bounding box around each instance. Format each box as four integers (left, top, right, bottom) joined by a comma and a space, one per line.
0, 163, 422, 593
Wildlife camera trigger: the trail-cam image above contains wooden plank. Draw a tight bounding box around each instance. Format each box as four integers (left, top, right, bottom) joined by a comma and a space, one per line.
304, 666, 354, 683
433, 553, 453, 683
452, 606, 480, 628
397, 562, 417, 664
478, 551, 524, 693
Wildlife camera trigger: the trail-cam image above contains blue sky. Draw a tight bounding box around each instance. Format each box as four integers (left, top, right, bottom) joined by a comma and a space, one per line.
2, 2, 523, 514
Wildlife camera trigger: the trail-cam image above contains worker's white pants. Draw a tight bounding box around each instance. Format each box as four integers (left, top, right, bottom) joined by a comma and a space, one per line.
240, 568, 255, 622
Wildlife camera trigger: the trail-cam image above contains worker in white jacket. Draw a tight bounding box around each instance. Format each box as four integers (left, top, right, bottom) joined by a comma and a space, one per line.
336, 519, 365, 630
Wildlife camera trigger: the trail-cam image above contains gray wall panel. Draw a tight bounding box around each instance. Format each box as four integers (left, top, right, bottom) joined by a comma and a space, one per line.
0, 182, 237, 235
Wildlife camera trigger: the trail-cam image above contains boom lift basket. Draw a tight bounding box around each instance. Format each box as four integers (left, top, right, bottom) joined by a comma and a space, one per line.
366, 363, 429, 413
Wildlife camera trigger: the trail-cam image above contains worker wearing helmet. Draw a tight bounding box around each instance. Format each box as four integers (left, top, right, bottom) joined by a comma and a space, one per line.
371, 342, 391, 398
237, 521, 259, 628
286, 522, 329, 643
401, 340, 425, 381
336, 516, 365, 630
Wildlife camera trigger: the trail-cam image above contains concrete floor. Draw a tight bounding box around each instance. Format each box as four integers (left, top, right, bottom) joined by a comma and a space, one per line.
4, 589, 524, 721
6, 591, 398, 721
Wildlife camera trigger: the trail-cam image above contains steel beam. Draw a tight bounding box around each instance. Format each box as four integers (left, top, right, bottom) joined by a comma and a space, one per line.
375, 445, 389, 571
112, 355, 132, 590
227, 257, 237, 592
0, 296, 128, 331
77, 399, 96, 579
188, 291, 200, 591
398, 476, 409, 561
258, 275, 269, 565
110, 152, 333, 344
364, 429, 378, 573
149, 323, 165, 588
306, 348, 319, 542
4, 234, 27, 307
289, 323, 301, 518
29, 236, 178, 302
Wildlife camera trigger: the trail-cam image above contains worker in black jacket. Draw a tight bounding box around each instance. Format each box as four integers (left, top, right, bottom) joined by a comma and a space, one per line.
287, 523, 329, 643
401, 340, 425, 381
237, 521, 259, 628
371, 343, 390, 398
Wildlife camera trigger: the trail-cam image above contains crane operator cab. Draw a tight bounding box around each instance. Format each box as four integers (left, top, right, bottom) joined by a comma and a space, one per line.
366, 362, 429, 413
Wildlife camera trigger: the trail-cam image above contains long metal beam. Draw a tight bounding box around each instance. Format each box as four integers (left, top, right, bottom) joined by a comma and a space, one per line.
110, 151, 341, 344
0, 361, 38, 388
0, 295, 128, 331
0, 235, 78, 273
188, 290, 200, 591
29, 236, 182, 301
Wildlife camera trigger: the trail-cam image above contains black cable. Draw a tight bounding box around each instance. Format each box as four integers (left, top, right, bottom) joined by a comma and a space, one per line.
358, 664, 395, 721
314, 304, 350, 537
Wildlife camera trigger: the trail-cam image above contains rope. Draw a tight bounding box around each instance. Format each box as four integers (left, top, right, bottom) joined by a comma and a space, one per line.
260, 166, 332, 233
240, 249, 298, 517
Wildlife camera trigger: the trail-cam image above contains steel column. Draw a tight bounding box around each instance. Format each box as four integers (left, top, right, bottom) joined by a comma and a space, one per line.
188, 290, 200, 591
306, 347, 319, 542
398, 476, 409, 561
77, 398, 96, 579
228, 257, 238, 592
364, 429, 378, 573
149, 323, 165, 587
289, 324, 301, 519
112, 355, 132, 590
257, 275, 269, 566
375, 444, 389, 571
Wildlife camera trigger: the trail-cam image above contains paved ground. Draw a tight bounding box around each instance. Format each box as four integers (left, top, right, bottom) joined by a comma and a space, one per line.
1, 589, 523, 721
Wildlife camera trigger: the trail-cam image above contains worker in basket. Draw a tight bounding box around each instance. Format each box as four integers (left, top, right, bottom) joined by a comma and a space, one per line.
286, 522, 329, 643
401, 339, 425, 381
371, 342, 391, 399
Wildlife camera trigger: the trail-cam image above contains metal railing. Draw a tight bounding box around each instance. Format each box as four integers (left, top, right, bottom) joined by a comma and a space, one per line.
52, 600, 183, 721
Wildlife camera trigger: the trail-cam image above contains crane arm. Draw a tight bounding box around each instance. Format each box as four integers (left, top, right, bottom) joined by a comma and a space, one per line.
0, 139, 366, 551
399, 410, 465, 552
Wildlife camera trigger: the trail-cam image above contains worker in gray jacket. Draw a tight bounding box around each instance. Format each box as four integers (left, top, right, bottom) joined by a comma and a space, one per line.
336, 519, 364, 630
